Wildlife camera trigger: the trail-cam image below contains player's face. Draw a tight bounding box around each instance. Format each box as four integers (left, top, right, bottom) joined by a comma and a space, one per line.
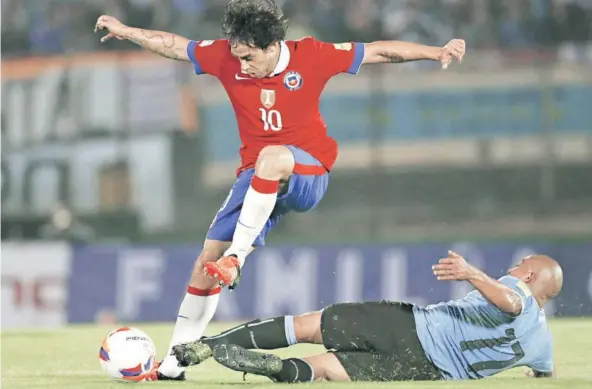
230, 42, 279, 78
508, 257, 535, 283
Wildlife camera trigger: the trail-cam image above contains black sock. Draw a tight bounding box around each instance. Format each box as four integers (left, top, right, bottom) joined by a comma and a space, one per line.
272, 358, 314, 383
202, 317, 290, 350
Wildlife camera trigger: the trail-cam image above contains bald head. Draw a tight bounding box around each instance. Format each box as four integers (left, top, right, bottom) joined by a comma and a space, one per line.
508, 255, 563, 304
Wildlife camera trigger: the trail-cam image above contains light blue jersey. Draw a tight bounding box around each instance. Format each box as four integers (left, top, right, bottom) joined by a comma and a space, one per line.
413, 276, 554, 380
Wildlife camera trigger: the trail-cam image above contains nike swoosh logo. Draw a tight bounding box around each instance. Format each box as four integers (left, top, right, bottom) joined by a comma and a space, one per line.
235, 74, 250, 80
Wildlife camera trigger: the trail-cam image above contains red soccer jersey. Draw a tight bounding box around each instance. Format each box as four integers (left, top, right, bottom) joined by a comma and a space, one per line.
187, 37, 365, 175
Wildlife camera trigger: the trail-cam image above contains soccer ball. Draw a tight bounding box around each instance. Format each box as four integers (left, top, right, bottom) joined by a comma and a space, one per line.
99, 327, 156, 382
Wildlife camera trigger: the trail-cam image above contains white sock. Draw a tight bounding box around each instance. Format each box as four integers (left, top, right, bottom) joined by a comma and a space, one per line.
225, 176, 279, 265
157, 286, 221, 378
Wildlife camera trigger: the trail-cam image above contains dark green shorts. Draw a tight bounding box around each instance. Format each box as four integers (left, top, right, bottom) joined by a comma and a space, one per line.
320, 301, 443, 381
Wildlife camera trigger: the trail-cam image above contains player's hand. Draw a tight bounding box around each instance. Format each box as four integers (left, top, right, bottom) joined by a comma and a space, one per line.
439, 39, 465, 70
94, 15, 128, 43
432, 250, 477, 281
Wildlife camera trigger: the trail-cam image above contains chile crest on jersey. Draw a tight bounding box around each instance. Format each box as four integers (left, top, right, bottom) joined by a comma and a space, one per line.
283, 71, 303, 91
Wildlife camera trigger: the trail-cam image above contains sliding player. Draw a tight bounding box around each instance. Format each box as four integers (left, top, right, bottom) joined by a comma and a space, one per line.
176, 252, 561, 382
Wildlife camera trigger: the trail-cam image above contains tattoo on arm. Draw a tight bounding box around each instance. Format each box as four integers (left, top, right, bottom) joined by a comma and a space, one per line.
381, 52, 404, 63
508, 291, 523, 315
128, 29, 187, 61
142, 29, 183, 60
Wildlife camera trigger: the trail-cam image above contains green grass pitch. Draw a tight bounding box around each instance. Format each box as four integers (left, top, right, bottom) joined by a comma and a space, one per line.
2, 319, 591, 388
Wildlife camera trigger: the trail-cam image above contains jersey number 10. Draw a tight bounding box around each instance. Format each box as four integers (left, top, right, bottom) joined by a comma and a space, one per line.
259, 108, 283, 132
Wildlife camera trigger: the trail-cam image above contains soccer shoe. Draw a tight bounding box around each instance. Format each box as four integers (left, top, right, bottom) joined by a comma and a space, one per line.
204, 255, 242, 289
212, 344, 282, 379
143, 360, 186, 381
172, 341, 213, 367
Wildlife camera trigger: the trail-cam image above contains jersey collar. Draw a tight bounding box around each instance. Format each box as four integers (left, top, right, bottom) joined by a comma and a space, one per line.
269, 41, 290, 77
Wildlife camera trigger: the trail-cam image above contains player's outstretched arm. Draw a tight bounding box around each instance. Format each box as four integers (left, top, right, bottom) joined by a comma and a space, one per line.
433, 251, 523, 315
94, 15, 191, 61
467, 271, 523, 316
362, 39, 465, 69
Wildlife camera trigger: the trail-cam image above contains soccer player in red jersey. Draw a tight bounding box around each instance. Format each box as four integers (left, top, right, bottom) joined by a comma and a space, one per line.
95, 0, 465, 381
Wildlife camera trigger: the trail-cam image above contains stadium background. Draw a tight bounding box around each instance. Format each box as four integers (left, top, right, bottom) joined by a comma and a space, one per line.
2, 0, 592, 334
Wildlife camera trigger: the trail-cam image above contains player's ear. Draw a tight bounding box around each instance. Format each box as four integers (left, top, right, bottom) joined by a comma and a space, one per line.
523, 271, 536, 284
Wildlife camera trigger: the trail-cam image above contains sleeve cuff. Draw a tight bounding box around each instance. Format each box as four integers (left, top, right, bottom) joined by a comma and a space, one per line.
347, 42, 365, 75
187, 40, 204, 75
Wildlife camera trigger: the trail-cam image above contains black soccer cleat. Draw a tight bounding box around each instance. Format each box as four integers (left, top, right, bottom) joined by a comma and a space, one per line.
172, 341, 213, 367
212, 344, 283, 378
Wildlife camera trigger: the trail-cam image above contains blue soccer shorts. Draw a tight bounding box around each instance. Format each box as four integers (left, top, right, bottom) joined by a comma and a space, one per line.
206, 145, 329, 246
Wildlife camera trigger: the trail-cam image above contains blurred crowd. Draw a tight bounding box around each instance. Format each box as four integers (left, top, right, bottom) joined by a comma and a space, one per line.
2, 0, 592, 58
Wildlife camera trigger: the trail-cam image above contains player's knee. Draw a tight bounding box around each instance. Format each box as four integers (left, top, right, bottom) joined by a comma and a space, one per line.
189, 243, 227, 288
255, 146, 295, 180
293, 311, 323, 344
194, 249, 219, 271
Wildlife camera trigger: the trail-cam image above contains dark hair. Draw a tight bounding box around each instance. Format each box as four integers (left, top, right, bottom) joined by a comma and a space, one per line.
222, 0, 288, 49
